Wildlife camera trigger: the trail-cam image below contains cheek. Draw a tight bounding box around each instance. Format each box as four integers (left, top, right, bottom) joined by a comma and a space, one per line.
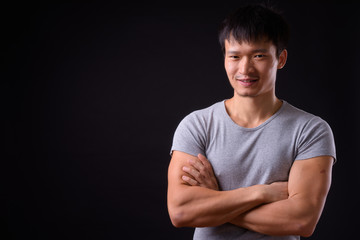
268, 63, 279, 77
225, 61, 237, 77
259, 61, 277, 77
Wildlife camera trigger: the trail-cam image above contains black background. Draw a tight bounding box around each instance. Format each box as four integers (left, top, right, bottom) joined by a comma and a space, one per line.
4, 1, 360, 239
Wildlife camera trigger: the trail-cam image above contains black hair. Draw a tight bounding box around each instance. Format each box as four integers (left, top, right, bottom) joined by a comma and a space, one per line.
219, 4, 290, 57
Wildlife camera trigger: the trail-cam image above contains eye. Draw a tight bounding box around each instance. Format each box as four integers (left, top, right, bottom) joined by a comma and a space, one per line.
229, 55, 240, 60
254, 54, 265, 59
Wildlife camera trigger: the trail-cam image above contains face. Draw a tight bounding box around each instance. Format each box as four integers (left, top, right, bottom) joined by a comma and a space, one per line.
224, 38, 287, 99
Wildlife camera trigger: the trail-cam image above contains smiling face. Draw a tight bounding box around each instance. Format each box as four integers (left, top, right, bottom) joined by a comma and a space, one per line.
224, 38, 287, 99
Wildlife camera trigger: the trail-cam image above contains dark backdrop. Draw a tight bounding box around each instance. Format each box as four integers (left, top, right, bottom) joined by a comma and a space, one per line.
4, 1, 360, 239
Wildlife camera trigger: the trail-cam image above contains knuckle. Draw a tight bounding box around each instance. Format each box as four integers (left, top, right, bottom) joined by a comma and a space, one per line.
191, 179, 199, 186
192, 169, 200, 178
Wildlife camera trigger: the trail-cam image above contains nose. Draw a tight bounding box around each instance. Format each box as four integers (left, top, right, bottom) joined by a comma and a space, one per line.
238, 57, 253, 75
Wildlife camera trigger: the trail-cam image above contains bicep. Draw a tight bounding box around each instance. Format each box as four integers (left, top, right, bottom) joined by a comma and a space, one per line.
230, 156, 334, 236
288, 156, 334, 211
168, 151, 198, 184
167, 151, 221, 227
167, 151, 199, 202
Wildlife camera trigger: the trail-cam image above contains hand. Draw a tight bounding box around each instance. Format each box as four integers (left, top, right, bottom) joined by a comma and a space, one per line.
181, 154, 219, 191
263, 181, 289, 203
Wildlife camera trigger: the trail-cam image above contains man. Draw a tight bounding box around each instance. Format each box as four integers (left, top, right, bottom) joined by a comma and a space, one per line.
167, 4, 336, 240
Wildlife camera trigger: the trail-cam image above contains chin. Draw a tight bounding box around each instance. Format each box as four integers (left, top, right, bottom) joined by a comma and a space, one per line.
235, 91, 259, 98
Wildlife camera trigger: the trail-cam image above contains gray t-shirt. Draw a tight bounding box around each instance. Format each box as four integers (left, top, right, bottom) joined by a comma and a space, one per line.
171, 100, 336, 240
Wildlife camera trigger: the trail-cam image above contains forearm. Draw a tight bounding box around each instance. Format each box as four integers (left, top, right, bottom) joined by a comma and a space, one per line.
168, 151, 289, 228
168, 151, 276, 228
168, 184, 267, 228
230, 157, 333, 237
230, 196, 322, 237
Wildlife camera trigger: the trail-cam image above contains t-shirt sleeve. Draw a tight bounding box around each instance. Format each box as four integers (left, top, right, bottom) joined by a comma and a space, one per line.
170, 112, 206, 157
295, 116, 336, 163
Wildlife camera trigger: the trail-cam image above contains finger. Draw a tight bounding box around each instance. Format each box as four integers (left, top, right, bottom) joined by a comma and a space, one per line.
197, 154, 206, 162
197, 154, 211, 167
182, 166, 200, 179
182, 175, 199, 186
189, 158, 205, 172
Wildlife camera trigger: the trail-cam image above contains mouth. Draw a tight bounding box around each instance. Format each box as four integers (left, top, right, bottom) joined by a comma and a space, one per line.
236, 78, 258, 87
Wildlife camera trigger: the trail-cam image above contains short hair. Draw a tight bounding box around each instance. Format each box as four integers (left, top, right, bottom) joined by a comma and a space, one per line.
219, 4, 290, 57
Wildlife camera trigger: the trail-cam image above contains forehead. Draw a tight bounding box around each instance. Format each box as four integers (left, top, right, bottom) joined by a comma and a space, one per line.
225, 38, 276, 54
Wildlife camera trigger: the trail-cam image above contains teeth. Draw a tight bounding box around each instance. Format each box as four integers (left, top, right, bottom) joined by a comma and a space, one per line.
236, 78, 257, 83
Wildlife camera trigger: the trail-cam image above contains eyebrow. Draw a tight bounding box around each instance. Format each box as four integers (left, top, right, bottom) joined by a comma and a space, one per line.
226, 49, 269, 55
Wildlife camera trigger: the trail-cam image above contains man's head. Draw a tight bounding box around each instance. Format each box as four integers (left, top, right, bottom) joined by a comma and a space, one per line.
219, 4, 289, 99
219, 4, 289, 58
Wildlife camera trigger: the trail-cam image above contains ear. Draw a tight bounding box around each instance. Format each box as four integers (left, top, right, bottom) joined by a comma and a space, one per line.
277, 49, 288, 69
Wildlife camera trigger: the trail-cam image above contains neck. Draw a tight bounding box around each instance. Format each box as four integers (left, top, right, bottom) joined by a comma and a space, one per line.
225, 92, 282, 128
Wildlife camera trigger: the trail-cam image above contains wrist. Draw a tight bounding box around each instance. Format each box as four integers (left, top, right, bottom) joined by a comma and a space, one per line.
244, 184, 269, 204
258, 184, 271, 203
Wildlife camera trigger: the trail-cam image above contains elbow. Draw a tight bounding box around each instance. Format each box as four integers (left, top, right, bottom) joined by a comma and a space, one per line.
168, 206, 190, 228
168, 192, 193, 228
298, 223, 316, 238
168, 201, 204, 228
287, 200, 323, 237
298, 226, 315, 238
292, 218, 317, 237
168, 193, 200, 228
169, 211, 185, 228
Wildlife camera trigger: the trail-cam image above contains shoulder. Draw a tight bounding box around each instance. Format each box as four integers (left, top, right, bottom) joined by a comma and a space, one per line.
171, 101, 224, 156
281, 102, 330, 128
173, 101, 225, 142
281, 102, 336, 161
180, 101, 224, 126
281, 101, 335, 148
282, 102, 316, 120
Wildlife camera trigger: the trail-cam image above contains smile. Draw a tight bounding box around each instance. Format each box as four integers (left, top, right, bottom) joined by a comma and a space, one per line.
239, 79, 257, 83
236, 78, 258, 87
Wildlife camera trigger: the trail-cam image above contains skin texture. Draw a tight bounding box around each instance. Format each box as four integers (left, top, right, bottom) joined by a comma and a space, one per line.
230, 156, 333, 236
181, 154, 219, 190
167, 38, 334, 237
167, 151, 289, 228
181, 154, 333, 236
223, 38, 287, 128
225, 38, 287, 99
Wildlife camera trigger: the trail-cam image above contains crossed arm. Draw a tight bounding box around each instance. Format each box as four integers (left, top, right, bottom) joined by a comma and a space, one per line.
167, 150, 333, 237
